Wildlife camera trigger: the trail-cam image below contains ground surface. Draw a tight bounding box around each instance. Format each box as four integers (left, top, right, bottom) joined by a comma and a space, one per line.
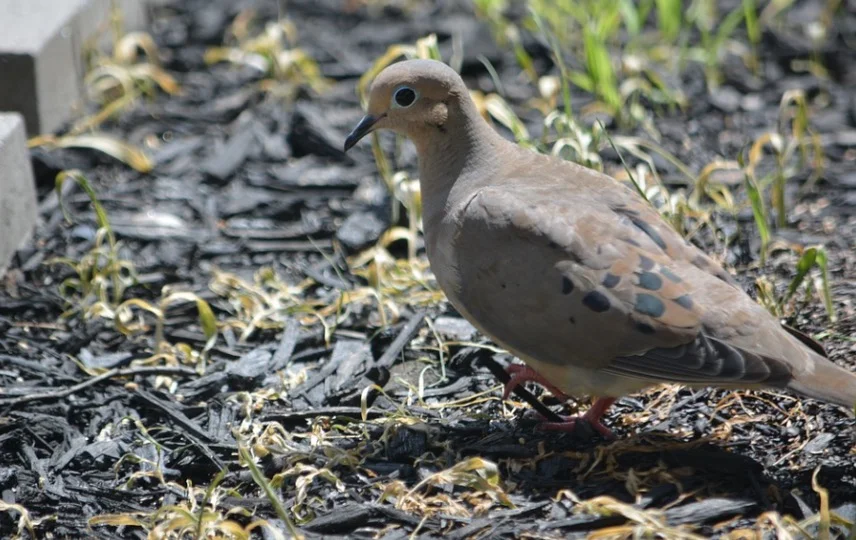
1, 0, 856, 538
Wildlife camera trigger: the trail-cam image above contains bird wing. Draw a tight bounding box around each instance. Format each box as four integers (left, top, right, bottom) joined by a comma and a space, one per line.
451, 181, 794, 388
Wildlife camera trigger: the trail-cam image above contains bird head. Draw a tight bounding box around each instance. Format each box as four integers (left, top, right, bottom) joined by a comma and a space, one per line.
344, 59, 466, 151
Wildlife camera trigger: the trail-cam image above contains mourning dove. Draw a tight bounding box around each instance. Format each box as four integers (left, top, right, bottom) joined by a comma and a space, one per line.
344, 59, 856, 436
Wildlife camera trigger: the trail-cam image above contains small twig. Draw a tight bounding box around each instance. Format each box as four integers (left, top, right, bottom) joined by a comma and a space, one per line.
134, 389, 227, 470
597, 119, 649, 204
0, 366, 196, 407
261, 404, 440, 425
270, 317, 300, 371
375, 311, 427, 369
134, 389, 216, 443
460, 348, 565, 423
261, 406, 386, 422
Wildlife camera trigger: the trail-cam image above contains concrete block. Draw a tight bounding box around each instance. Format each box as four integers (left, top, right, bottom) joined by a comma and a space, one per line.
0, 0, 158, 136
0, 0, 82, 135
0, 113, 38, 276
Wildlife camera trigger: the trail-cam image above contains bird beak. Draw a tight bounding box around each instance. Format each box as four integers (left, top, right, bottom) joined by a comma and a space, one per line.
344, 114, 383, 151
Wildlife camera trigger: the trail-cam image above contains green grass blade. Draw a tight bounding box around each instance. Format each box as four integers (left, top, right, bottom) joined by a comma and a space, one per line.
655, 0, 683, 41
619, 0, 644, 36
238, 444, 303, 539
715, 3, 746, 49
743, 173, 770, 264
815, 247, 837, 322
598, 120, 648, 203
784, 247, 817, 303
583, 27, 620, 110
56, 170, 115, 247
529, 7, 573, 115
743, 0, 760, 45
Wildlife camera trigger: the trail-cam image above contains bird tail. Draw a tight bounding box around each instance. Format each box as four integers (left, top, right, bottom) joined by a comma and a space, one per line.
788, 358, 856, 412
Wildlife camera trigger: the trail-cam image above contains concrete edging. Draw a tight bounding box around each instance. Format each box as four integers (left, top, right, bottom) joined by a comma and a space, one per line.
0, 113, 38, 276
0, 0, 156, 136
0, 0, 165, 276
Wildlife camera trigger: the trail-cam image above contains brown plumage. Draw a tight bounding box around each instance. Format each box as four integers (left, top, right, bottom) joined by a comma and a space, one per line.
344, 59, 856, 434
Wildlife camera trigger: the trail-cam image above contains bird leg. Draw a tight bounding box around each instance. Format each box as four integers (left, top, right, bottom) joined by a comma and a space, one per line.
502, 364, 616, 438
539, 397, 617, 439
502, 364, 569, 401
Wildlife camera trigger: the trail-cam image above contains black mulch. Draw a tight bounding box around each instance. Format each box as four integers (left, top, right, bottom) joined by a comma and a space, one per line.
2, 0, 856, 538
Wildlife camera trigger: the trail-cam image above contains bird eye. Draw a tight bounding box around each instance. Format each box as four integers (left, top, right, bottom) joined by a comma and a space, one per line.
393, 86, 417, 107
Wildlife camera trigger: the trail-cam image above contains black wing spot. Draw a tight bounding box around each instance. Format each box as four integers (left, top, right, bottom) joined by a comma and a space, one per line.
583, 291, 611, 313
673, 294, 693, 310
602, 273, 620, 288
629, 216, 667, 250
638, 271, 663, 291
634, 293, 666, 317
561, 277, 574, 294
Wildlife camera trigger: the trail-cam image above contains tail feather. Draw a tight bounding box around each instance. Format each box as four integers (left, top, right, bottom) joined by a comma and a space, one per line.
788, 357, 856, 411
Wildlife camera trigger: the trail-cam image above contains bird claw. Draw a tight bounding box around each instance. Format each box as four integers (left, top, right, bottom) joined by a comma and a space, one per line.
538, 414, 616, 440
503, 364, 617, 439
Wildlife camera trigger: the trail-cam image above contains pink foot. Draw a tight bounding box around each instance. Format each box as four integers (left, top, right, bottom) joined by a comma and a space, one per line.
539, 397, 617, 439
501, 364, 617, 439
502, 364, 569, 401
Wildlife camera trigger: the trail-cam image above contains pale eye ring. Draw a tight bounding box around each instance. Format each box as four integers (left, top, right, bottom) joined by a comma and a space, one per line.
393, 86, 417, 107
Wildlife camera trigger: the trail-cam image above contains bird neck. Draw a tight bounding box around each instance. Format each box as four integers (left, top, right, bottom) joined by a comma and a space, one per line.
412, 100, 508, 217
